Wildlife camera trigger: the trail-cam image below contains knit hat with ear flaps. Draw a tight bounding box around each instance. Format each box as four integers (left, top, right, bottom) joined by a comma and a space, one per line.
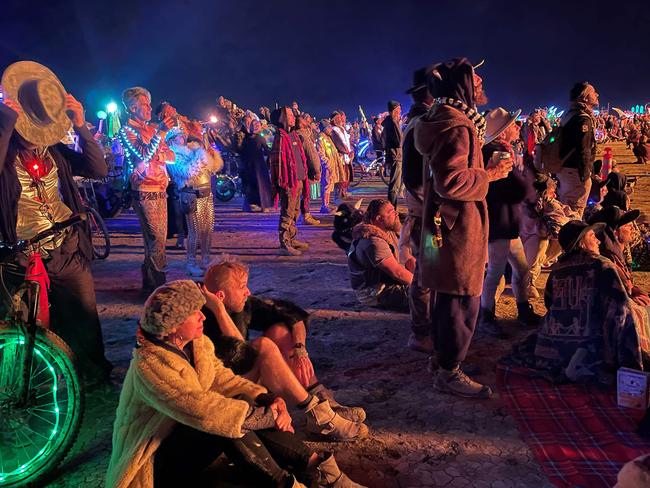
141, 280, 206, 336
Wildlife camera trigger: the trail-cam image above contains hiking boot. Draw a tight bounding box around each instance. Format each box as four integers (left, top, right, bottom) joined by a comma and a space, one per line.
407, 333, 434, 354
304, 397, 367, 441
477, 307, 504, 338
310, 384, 366, 423
434, 367, 492, 399
288, 475, 308, 488
316, 452, 367, 487
291, 239, 310, 251
517, 302, 542, 327
301, 213, 321, 225
186, 262, 204, 277
280, 245, 302, 256
428, 356, 481, 376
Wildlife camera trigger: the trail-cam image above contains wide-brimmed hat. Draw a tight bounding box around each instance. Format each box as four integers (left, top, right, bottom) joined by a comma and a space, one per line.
588, 205, 640, 230
1, 61, 71, 146
484, 107, 522, 144
558, 220, 605, 253
405, 66, 429, 94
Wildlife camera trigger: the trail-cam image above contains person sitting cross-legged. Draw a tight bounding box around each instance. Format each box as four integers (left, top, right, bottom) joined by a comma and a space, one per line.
347, 199, 413, 310
533, 221, 648, 383
199, 261, 367, 442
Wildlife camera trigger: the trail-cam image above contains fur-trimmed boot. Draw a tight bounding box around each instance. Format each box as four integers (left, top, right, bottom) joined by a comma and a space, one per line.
309, 384, 366, 422
304, 396, 368, 441
316, 453, 367, 487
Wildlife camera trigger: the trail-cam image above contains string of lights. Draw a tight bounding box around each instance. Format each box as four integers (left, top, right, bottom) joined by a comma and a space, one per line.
117, 125, 162, 172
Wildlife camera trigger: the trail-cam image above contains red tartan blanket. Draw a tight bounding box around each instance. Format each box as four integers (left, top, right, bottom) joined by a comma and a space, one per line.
496, 364, 650, 487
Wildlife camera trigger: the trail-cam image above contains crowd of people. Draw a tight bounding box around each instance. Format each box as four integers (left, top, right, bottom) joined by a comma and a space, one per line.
2, 57, 650, 487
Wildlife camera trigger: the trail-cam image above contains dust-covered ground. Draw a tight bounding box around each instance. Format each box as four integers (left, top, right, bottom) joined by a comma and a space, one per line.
46, 142, 649, 487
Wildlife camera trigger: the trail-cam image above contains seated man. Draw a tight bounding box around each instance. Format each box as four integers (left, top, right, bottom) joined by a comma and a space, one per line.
534, 220, 647, 383
347, 199, 413, 310
200, 260, 367, 442
588, 205, 650, 306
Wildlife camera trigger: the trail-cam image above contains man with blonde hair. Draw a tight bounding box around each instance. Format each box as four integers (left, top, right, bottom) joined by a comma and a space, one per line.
119, 86, 175, 291
198, 259, 368, 441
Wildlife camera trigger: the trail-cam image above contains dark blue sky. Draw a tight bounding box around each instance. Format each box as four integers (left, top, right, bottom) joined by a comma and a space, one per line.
1, 0, 649, 121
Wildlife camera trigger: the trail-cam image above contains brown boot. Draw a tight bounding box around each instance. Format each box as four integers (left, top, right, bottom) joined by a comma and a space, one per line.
289, 475, 308, 488
316, 453, 367, 487
304, 397, 367, 441
309, 384, 366, 422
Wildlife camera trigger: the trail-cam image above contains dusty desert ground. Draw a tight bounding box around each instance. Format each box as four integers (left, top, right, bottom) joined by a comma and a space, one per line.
46, 141, 649, 487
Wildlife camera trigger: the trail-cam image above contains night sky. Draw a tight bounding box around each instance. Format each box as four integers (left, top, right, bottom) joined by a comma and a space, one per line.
1, 0, 649, 121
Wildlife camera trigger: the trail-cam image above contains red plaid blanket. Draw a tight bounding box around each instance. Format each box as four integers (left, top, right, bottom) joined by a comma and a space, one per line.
496, 364, 650, 487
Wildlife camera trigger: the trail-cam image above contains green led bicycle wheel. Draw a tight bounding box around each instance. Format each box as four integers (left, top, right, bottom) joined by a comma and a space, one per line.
0, 326, 84, 487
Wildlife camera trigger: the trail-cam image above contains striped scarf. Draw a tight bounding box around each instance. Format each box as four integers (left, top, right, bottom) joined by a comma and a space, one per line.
433, 97, 487, 143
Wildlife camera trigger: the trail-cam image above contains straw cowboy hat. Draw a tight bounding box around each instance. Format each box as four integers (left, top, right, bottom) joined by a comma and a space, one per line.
484, 107, 521, 144
1, 61, 71, 146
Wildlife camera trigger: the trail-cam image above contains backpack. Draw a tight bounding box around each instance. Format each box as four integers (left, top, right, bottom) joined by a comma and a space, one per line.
533, 125, 575, 174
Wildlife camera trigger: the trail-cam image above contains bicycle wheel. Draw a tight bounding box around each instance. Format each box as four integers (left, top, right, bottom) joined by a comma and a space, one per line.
214, 176, 236, 202
349, 161, 365, 188
86, 206, 110, 260
0, 325, 84, 487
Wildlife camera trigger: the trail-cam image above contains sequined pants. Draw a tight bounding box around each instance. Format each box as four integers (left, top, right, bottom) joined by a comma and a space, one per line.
133, 192, 167, 290
186, 194, 215, 266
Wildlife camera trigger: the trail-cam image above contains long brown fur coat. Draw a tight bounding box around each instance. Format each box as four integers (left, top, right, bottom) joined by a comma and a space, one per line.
414, 104, 490, 296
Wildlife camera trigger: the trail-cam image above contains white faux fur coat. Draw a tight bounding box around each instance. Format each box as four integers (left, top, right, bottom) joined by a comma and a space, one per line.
105, 335, 266, 488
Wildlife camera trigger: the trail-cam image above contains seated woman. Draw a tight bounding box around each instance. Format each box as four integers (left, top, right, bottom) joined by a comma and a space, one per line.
106, 280, 364, 488
588, 206, 650, 306
533, 221, 646, 383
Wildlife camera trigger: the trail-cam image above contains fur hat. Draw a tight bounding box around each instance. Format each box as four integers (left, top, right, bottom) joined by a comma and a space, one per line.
141, 280, 206, 336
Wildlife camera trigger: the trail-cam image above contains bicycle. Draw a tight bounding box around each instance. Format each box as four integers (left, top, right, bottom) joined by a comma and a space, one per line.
0, 215, 86, 487
213, 150, 241, 202
76, 179, 111, 260
349, 155, 389, 188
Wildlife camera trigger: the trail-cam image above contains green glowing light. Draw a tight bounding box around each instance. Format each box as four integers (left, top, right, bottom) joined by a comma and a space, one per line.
0, 335, 63, 482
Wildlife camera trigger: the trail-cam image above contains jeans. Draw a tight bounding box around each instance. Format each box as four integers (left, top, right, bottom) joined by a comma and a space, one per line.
407, 216, 431, 336
278, 186, 302, 247
481, 238, 530, 311
557, 168, 592, 217
386, 152, 402, 208
154, 424, 312, 487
